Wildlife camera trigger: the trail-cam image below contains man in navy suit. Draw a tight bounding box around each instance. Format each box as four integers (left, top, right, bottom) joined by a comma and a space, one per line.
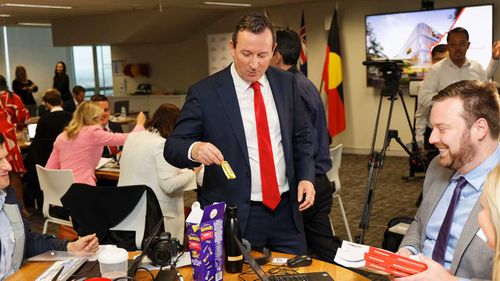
164, 13, 315, 254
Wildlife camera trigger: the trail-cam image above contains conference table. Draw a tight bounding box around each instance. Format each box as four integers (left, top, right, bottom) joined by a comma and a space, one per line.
7, 252, 369, 281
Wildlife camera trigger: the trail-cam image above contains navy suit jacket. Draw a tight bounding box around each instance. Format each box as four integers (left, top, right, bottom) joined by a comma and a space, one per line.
164, 65, 315, 234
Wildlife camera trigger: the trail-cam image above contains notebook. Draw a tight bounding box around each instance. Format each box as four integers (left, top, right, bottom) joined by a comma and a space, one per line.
234, 238, 334, 281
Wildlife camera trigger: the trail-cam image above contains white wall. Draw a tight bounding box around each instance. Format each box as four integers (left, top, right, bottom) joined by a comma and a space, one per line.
2, 26, 73, 104
110, 0, 500, 155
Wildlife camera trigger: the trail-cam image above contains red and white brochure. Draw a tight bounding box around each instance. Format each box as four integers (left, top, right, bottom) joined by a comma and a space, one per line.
334, 241, 427, 277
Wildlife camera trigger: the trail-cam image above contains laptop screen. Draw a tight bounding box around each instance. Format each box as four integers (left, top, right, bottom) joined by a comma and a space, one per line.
234, 237, 269, 281
27, 124, 37, 139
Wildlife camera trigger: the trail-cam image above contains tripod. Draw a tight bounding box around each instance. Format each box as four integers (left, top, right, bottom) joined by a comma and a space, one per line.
357, 87, 427, 244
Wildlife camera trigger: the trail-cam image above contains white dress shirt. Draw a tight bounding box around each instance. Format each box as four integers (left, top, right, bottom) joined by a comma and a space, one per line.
230, 64, 289, 201
415, 57, 488, 142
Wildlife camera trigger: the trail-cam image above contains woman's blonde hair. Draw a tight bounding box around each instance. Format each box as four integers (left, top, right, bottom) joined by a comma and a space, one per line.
65, 101, 103, 139
481, 165, 500, 281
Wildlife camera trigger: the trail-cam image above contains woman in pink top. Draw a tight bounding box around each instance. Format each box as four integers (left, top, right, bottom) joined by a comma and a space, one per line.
46, 101, 145, 185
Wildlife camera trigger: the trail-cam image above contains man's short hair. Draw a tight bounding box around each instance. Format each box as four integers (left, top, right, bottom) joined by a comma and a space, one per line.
43, 89, 62, 106
431, 44, 447, 57
90, 94, 108, 102
232, 12, 275, 48
433, 80, 500, 139
447, 27, 469, 42
73, 85, 85, 95
275, 27, 301, 66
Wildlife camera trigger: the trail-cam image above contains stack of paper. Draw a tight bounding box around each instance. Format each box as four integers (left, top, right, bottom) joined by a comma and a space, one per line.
334, 241, 427, 277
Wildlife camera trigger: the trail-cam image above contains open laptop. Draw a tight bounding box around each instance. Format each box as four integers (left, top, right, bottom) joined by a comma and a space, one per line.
234, 238, 334, 281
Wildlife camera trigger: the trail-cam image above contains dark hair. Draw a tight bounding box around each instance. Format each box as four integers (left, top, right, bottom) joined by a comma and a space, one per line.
15, 65, 27, 81
90, 94, 108, 102
232, 12, 275, 48
431, 44, 447, 57
0, 133, 4, 145
275, 27, 301, 66
447, 27, 469, 42
73, 85, 85, 95
54, 61, 67, 76
43, 89, 62, 106
0, 75, 8, 92
433, 80, 500, 139
145, 103, 181, 139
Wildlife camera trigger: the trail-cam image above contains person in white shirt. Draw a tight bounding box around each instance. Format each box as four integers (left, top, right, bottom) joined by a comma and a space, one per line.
118, 103, 200, 243
415, 27, 500, 147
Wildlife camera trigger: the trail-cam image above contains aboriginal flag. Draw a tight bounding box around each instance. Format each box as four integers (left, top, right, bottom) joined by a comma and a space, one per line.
322, 9, 345, 137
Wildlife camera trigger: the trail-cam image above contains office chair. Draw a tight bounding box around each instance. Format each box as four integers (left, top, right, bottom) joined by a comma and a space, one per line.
61, 184, 163, 251
326, 144, 353, 242
35, 165, 74, 234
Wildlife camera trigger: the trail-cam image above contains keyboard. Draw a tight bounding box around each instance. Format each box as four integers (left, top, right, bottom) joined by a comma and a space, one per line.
269, 272, 333, 281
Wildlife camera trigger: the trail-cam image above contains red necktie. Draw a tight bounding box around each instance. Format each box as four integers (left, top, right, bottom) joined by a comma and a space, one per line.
251, 82, 280, 210
104, 127, 120, 156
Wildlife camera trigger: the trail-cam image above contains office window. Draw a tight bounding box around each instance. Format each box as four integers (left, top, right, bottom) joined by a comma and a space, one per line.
72, 45, 113, 97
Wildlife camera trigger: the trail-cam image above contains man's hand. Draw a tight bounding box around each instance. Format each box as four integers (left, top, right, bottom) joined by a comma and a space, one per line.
192, 142, 224, 165
297, 180, 315, 211
395, 248, 412, 257
135, 112, 147, 126
492, 41, 500, 60
67, 233, 99, 253
394, 254, 458, 281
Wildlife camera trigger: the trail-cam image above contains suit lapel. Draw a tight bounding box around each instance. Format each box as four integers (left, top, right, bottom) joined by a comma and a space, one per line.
266, 68, 289, 139
420, 168, 454, 248
449, 198, 481, 274
216, 67, 249, 162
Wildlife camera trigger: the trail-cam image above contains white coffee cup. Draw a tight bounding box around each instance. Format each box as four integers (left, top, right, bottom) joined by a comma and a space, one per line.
98, 246, 128, 278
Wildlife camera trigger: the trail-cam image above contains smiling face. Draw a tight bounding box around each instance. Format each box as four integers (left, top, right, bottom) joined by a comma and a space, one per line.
56, 63, 65, 74
0, 144, 12, 189
96, 100, 110, 126
429, 97, 476, 173
230, 28, 276, 83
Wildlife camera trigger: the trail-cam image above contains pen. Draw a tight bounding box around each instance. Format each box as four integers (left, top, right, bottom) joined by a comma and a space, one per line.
51, 266, 64, 281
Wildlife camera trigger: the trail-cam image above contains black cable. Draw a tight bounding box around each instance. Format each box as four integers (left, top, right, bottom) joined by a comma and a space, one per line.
136, 266, 155, 281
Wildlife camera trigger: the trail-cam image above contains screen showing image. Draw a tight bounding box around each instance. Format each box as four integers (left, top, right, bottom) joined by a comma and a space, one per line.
365, 4, 493, 87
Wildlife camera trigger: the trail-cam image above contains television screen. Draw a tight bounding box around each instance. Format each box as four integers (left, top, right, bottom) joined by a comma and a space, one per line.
365, 4, 493, 87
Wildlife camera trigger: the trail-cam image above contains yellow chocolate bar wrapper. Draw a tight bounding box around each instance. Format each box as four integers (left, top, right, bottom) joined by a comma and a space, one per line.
221, 161, 236, 179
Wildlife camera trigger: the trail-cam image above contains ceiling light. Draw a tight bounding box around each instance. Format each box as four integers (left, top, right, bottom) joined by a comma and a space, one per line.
0, 14, 11, 17
1, 3, 72, 10
203, 1, 252, 7
18, 22, 52, 27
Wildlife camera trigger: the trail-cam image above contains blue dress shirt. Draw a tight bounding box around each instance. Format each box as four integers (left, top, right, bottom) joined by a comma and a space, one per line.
0, 189, 15, 279
423, 145, 500, 270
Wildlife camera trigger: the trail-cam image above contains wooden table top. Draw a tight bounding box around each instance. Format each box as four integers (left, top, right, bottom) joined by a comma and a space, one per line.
7, 252, 369, 281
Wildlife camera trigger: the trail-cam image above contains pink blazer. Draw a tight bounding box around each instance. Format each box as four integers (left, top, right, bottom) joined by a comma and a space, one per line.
46, 124, 144, 185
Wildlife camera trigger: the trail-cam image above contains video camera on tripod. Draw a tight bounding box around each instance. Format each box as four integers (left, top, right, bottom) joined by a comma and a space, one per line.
363, 60, 404, 96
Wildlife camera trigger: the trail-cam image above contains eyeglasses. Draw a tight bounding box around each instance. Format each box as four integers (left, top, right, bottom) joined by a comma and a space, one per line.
448, 41, 468, 48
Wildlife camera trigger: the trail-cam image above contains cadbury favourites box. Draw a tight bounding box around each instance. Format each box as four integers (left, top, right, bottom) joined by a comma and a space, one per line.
186, 202, 225, 281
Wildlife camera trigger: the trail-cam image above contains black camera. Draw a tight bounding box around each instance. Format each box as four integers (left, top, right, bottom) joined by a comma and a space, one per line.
363, 60, 404, 96
146, 232, 183, 267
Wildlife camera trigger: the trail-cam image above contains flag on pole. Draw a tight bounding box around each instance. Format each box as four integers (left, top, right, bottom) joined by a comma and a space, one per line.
299, 9, 308, 76
322, 9, 345, 137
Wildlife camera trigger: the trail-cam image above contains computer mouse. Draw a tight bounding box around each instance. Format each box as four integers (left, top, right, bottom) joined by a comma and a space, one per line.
286, 255, 312, 267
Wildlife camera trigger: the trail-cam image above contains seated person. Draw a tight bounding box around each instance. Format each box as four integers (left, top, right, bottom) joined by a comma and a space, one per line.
478, 165, 500, 280
46, 101, 145, 185
118, 103, 199, 243
63, 85, 85, 113
90, 94, 123, 158
25, 90, 72, 205
396, 80, 499, 281
0, 133, 99, 280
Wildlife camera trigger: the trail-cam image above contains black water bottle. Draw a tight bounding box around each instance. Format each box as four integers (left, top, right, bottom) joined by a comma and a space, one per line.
224, 205, 243, 273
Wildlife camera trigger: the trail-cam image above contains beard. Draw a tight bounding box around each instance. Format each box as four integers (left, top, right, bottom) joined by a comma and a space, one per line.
438, 130, 476, 170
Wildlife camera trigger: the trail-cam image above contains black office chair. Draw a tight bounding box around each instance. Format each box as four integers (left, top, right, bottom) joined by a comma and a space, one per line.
61, 184, 164, 251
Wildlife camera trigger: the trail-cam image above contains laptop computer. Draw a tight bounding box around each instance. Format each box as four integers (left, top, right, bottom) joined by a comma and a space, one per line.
27, 123, 37, 140
234, 238, 334, 281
